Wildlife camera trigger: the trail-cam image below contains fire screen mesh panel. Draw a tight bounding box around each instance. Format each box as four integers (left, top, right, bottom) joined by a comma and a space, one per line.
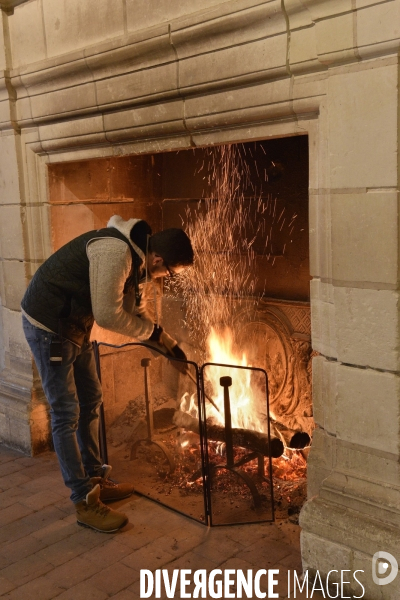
94, 342, 275, 526
200, 363, 275, 526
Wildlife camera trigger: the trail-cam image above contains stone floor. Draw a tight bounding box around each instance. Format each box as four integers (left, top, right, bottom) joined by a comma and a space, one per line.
0, 444, 321, 599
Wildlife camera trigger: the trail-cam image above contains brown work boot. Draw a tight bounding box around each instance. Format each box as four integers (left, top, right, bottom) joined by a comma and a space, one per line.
91, 465, 134, 503
75, 484, 128, 533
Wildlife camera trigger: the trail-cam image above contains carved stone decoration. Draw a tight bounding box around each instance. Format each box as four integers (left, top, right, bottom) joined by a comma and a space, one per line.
236, 299, 315, 438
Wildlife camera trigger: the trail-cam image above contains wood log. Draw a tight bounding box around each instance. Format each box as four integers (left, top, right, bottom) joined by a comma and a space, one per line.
173, 410, 284, 458
271, 420, 310, 449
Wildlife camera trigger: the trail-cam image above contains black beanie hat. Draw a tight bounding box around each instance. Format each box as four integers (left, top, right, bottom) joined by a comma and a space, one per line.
149, 228, 194, 267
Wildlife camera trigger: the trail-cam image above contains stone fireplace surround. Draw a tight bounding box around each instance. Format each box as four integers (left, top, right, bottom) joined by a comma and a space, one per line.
0, 0, 399, 597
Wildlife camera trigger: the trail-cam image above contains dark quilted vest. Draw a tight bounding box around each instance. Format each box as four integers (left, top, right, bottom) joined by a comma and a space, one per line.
21, 227, 141, 345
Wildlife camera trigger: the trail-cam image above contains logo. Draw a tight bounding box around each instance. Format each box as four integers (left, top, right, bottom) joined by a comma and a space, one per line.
372, 551, 398, 586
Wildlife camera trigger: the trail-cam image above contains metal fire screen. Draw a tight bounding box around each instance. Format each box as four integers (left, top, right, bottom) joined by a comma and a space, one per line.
93, 341, 275, 526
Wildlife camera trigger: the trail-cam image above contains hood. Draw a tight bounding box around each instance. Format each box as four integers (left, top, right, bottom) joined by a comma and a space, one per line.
107, 215, 147, 263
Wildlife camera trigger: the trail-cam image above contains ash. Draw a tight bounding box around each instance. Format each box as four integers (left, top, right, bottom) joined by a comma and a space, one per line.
107, 391, 307, 523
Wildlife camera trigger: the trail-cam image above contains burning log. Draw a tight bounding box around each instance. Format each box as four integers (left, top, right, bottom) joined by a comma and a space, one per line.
173, 410, 284, 458
271, 420, 310, 449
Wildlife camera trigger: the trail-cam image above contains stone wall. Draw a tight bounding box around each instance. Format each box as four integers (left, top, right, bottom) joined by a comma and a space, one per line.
0, 0, 399, 596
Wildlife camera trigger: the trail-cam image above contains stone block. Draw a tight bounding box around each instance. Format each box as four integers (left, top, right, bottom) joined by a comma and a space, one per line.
103, 100, 185, 142
19, 57, 92, 100
309, 193, 332, 280
39, 116, 104, 146
185, 77, 292, 126
331, 191, 398, 285
0, 408, 9, 446
320, 469, 400, 526
310, 98, 330, 194
85, 31, 173, 82
334, 287, 399, 371
328, 62, 398, 188
336, 439, 400, 488
0, 303, 4, 372
191, 116, 302, 149
315, 11, 356, 63
336, 363, 400, 455
357, 0, 400, 58
301, 495, 400, 597
19, 131, 47, 208
15, 96, 33, 126
1, 259, 26, 311
289, 25, 319, 71
9, 0, 47, 69
23, 204, 53, 265
0, 14, 7, 71
356, 0, 390, 7
292, 71, 328, 102
105, 100, 180, 135
301, 0, 353, 20
178, 34, 288, 90
42, 0, 125, 59
126, 0, 229, 33
0, 265, 4, 308
171, 1, 285, 59
0, 97, 12, 129
2, 306, 30, 361
0, 14, 6, 71
306, 427, 336, 498
0, 133, 22, 206
187, 100, 294, 133
95, 63, 177, 108
29, 82, 97, 122
300, 530, 353, 576
0, 205, 24, 261
312, 355, 337, 434
38, 130, 107, 155
285, 0, 313, 30
310, 279, 337, 359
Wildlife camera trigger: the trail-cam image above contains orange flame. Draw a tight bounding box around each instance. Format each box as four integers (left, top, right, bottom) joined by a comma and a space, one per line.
180, 327, 264, 432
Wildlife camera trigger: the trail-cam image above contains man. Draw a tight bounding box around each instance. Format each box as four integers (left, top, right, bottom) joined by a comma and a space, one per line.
21, 215, 194, 533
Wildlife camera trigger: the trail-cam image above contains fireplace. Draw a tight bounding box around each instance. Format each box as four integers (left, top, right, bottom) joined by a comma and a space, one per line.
59, 135, 311, 526
2, 0, 400, 596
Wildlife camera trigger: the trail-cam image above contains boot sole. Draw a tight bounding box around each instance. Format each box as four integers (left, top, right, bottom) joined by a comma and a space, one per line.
77, 517, 128, 533
100, 492, 134, 503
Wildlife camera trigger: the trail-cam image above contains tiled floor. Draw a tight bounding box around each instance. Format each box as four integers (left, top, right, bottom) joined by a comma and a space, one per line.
0, 444, 318, 599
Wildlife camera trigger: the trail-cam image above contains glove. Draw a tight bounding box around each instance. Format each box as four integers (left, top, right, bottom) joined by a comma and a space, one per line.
148, 324, 163, 343
159, 330, 188, 374
169, 344, 187, 362
167, 344, 188, 374
159, 329, 178, 353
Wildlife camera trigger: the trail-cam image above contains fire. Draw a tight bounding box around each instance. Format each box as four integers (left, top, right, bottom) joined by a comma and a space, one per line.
180, 327, 264, 432
176, 328, 308, 486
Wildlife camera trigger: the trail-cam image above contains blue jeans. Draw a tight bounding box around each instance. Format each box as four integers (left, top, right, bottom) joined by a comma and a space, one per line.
22, 316, 104, 503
